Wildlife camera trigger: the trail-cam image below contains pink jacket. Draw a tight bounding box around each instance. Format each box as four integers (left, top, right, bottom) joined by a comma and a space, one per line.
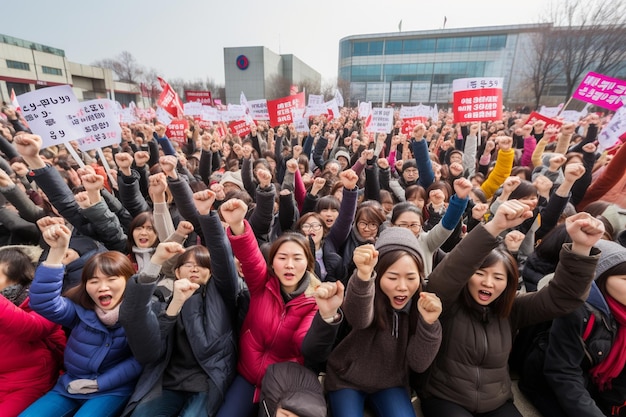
227, 221, 318, 401
0, 296, 66, 414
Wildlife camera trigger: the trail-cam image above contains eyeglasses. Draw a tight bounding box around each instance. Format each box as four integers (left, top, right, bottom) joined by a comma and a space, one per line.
180, 262, 208, 269
357, 221, 379, 230
395, 223, 422, 232
301, 223, 323, 232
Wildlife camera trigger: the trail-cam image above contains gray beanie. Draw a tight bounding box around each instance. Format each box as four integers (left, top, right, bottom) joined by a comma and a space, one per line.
594, 239, 626, 281
335, 149, 351, 163
375, 227, 423, 262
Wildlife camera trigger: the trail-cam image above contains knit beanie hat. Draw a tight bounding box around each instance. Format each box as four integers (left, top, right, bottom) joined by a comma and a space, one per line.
401, 160, 417, 171
219, 170, 244, 190
594, 239, 626, 282
375, 227, 423, 262
335, 149, 351, 163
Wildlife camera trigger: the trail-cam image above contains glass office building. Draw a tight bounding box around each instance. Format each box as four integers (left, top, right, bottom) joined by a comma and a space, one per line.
338, 24, 546, 107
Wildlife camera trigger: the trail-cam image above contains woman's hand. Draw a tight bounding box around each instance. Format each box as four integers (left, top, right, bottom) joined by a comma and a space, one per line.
193, 190, 216, 216
166, 278, 201, 316
220, 198, 248, 235
353, 244, 378, 281
37, 217, 71, 265
417, 292, 442, 325
565, 212, 605, 256
151, 242, 185, 266
312, 281, 345, 322
484, 199, 533, 237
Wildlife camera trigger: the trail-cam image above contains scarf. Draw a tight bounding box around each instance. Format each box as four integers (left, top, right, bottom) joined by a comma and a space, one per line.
95, 304, 121, 327
590, 295, 626, 391
1, 283, 29, 306
132, 246, 155, 272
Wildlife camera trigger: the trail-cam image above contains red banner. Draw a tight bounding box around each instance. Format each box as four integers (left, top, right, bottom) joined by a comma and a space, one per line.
157, 77, 184, 118
166, 119, 189, 146
524, 112, 563, 132
185, 90, 213, 105
267, 92, 305, 127
401, 116, 429, 135
453, 88, 502, 123
229, 120, 251, 138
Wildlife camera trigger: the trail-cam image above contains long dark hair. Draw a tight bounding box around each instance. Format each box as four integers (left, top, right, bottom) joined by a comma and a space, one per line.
463, 247, 518, 318
373, 250, 424, 333
64, 251, 135, 310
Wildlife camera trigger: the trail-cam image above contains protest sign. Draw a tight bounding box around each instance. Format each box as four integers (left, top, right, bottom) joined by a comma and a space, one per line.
157, 77, 184, 118
16, 85, 83, 148
267, 92, 305, 126
165, 119, 189, 146
70, 99, 122, 151
248, 99, 269, 120
293, 117, 310, 134
185, 90, 212, 105
401, 117, 428, 135
156, 107, 174, 126
524, 112, 563, 131
326, 99, 339, 121
308, 94, 324, 106
367, 108, 394, 133
573, 72, 626, 110
183, 101, 203, 117
597, 105, 626, 152
453, 77, 503, 123
229, 120, 251, 138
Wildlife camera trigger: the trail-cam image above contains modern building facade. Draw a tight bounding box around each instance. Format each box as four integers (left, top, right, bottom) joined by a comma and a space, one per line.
224, 46, 321, 104
338, 23, 607, 108
0, 34, 141, 106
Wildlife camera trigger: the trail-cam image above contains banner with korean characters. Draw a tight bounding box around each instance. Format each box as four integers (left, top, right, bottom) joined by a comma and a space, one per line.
185, 90, 212, 105
367, 108, 394, 134
166, 119, 189, 146
70, 99, 122, 151
267, 92, 305, 126
573, 72, 626, 110
524, 112, 563, 132
453, 77, 503, 123
597, 105, 626, 152
229, 120, 251, 138
16, 85, 83, 148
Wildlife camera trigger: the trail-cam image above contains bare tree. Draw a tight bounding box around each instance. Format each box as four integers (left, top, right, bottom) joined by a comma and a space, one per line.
265, 74, 291, 100
550, 0, 626, 98
93, 51, 145, 84
523, 24, 561, 108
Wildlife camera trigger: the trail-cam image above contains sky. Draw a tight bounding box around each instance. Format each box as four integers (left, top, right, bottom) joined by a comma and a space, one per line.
4, 0, 563, 86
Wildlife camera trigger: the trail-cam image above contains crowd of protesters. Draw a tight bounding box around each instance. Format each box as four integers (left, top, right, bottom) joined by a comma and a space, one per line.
0, 100, 625, 417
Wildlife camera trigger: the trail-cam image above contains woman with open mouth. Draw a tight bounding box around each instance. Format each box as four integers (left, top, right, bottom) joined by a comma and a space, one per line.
216, 197, 342, 417
322, 227, 443, 417
21, 217, 141, 417
414, 200, 604, 417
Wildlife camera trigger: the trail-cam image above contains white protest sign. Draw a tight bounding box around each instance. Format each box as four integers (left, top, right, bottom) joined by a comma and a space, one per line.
308, 94, 324, 106
400, 104, 433, 119
291, 107, 305, 120
293, 117, 310, 133
358, 101, 372, 118
16, 85, 83, 148
368, 108, 394, 133
156, 107, 174, 126
326, 99, 340, 120
560, 110, 585, 123
597, 105, 626, 152
248, 99, 269, 120
226, 104, 247, 121
334, 89, 344, 107
70, 99, 122, 151
539, 104, 564, 118
183, 101, 203, 117
201, 106, 220, 122
305, 103, 328, 117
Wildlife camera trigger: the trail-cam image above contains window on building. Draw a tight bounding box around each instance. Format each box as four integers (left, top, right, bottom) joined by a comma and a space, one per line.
488, 35, 507, 50
42, 66, 63, 76
385, 40, 403, 55
369, 41, 383, 55
351, 65, 381, 82
470, 36, 489, 51
353, 41, 369, 56
6, 60, 30, 71
340, 41, 352, 59
6, 82, 30, 95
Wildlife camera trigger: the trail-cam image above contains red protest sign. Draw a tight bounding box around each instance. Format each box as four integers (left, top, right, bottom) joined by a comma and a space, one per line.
166, 119, 189, 146
267, 92, 305, 127
229, 120, 251, 138
401, 116, 428, 135
157, 77, 184, 118
185, 90, 212, 105
453, 88, 502, 123
524, 112, 563, 132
